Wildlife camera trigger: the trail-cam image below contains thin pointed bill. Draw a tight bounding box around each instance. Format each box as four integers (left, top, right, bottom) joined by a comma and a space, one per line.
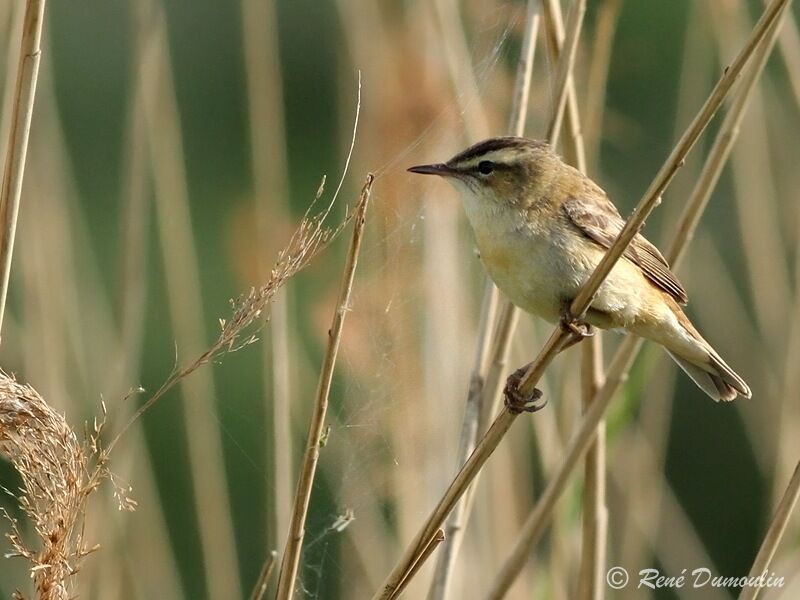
407, 163, 457, 177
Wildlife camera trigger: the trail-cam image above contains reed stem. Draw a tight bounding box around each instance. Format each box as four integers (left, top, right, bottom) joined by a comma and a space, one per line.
0, 0, 46, 339
274, 174, 373, 600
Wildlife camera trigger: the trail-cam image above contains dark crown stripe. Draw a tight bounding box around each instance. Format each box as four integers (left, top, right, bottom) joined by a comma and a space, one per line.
447, 136, 544, 165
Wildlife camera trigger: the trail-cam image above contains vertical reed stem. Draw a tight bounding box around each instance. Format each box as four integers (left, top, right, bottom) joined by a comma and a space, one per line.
0, 0, 46, 338
275, 175, 373, 600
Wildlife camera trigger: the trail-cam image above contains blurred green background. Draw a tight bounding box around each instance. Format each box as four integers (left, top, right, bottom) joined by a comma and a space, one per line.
1, 0, 799, 598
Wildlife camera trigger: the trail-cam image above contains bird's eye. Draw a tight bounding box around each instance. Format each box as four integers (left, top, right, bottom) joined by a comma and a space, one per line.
477, 160, 494, 175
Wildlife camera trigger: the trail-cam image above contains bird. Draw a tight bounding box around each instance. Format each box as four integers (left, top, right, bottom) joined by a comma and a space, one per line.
408, 136, 751, 402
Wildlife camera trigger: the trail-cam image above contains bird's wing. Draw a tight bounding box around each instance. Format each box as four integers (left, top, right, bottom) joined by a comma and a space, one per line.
563, 195, 689, 304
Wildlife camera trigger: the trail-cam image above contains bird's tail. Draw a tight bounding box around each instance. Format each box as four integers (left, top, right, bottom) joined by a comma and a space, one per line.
634, 303, 751, 402
666, 349, 750, 402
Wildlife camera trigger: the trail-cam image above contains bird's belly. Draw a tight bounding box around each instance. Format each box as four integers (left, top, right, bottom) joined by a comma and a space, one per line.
477, 231, 572, 323
477, 228, 653, 329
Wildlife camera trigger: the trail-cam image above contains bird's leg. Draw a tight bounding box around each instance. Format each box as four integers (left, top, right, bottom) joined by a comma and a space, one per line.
559, 303, 594, 351
504, 364, 546, 413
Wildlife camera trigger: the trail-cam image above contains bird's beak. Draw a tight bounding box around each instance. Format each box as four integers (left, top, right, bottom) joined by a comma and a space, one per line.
407, 163, 457, 177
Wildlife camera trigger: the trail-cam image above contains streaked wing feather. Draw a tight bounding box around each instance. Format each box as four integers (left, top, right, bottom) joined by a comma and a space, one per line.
563, 196, 689, 304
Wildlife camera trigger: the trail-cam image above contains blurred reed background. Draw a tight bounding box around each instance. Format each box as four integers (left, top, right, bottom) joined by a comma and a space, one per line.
1, 0, 799, 598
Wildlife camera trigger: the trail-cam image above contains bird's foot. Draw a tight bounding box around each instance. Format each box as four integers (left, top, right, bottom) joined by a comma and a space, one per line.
559, 305, 594, 351
504, 365, 546, 413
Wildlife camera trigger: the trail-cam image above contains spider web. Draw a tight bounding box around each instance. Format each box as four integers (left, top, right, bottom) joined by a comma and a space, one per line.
289, 5, 542, 598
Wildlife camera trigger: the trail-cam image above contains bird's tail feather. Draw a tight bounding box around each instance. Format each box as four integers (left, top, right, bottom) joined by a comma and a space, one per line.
642, 298, 752, 401
666, 350, 750, 402
630, 299, 751, 401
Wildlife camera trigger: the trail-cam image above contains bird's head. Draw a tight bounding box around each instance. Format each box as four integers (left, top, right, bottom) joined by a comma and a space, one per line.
408, 136, 558, 210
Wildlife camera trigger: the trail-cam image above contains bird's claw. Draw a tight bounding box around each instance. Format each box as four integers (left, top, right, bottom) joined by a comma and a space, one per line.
504, 365, 546, 414
559, 305, 594, 350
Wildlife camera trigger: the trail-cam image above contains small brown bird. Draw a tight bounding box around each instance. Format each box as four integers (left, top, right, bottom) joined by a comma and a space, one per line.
409, 136, 751, 401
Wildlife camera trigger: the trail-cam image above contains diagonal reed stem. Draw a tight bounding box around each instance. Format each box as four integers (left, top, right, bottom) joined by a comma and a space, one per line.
274, 174, 374, 600
0, 0, 46, 339
485, 3, 790, 597
250, 550, 278, 600
739, 460, 800, 600
394, 529, 445, 600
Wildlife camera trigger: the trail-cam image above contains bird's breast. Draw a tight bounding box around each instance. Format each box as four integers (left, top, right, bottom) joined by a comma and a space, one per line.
469, 211, 571, 323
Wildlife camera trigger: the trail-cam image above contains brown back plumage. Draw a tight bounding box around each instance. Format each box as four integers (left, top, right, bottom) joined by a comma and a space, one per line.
562, 192, 689, 304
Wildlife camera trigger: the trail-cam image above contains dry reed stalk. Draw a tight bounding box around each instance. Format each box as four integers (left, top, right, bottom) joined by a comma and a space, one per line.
543, 0, 587, 146
583, 0, 622, 174
249, 550, 278, 600
484, 2, 790, 595
269, 290, 292, 542
427, 4, 540, 598
392, 529, 445, 600
543, 0, 585, 171
0, 371, 132, 599
507, 3, 540, 139
240, 0, 294, 564
576, 323, 606, 600
739, 460, 800, 600
479, 341, 642, 600
420, 138, 464, 551
0, 0, 45, 336
274, 174, 373, 600
0, 6, 21, 180
371, 3, 588, 597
